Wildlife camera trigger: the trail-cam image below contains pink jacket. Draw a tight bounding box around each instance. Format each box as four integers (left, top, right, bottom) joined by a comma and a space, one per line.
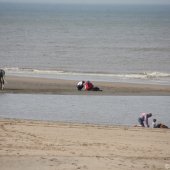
140, 113, 149, 127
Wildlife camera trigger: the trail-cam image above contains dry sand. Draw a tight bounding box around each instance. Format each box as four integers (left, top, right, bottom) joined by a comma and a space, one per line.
0, 118, 170, 170
1, 75, 170, 95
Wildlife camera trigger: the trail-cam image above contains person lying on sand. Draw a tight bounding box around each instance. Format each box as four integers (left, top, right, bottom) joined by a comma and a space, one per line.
84, 81, 102, 91
152, 119, 168, 128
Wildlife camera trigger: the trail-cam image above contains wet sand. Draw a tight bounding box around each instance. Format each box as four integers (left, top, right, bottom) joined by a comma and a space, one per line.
1, 76, 170, 95
0, 118, 170, 170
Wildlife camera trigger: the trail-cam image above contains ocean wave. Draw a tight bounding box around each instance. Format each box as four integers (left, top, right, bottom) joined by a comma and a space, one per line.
3, 67, 170, 79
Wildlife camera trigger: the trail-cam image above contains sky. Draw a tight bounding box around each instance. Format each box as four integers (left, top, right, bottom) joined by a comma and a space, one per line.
0, 0, 170, 4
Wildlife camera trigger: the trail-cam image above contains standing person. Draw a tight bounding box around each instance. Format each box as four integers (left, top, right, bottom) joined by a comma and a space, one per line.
138, 112, 152, 127
76, 81, 85, 91
0, 69, 5, 90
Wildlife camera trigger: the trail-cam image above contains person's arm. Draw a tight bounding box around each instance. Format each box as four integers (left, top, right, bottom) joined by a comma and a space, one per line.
145, 115, 149, 127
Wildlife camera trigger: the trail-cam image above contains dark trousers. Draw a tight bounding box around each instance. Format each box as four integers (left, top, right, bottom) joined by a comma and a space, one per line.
77, 85, 83, 91
138, 117, 144, 127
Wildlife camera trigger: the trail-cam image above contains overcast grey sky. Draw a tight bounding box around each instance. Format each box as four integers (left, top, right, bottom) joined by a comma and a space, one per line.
1, 0, 170, 4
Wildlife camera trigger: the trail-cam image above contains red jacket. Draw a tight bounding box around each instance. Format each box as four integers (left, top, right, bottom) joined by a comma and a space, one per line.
84, 81, 93, 90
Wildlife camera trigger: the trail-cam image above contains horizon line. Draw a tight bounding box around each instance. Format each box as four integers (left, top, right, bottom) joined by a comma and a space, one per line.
0, 1, 170, 5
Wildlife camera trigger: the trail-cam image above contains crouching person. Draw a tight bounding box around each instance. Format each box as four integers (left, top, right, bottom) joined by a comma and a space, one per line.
138, 112, 152, 127
84, 81, 94, 91
76, 81, 85, 91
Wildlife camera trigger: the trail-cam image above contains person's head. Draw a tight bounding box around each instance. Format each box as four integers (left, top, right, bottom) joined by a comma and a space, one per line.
153, 119, 157, 122
147, 113, 152, 117
82, 81, 85, 84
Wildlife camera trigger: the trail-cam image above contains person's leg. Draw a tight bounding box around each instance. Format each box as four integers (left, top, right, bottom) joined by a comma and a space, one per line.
0, 77, 2, 90
2, 77, 4, 90
138, 118, 144, 127
77, 85, 82, 91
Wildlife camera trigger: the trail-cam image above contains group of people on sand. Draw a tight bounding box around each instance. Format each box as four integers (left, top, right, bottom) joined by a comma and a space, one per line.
0, 71, 169, 128
0, 69, 5, 90
137, 112, 168, 128
76, 80, 102, 91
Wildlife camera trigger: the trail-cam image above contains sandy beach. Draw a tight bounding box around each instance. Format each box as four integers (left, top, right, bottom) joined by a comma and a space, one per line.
0, 118, 170, 170
1, 76, 170, 95
1, 2, 170, 169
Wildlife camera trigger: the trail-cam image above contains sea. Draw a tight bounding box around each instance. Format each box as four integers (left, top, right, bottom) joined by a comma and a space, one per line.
0, 3, 170, 126
0, 3, 170, 84
0, 94, 170, 127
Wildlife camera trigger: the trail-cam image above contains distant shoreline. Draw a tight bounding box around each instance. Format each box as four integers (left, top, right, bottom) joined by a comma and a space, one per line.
1, 75, 170, 95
